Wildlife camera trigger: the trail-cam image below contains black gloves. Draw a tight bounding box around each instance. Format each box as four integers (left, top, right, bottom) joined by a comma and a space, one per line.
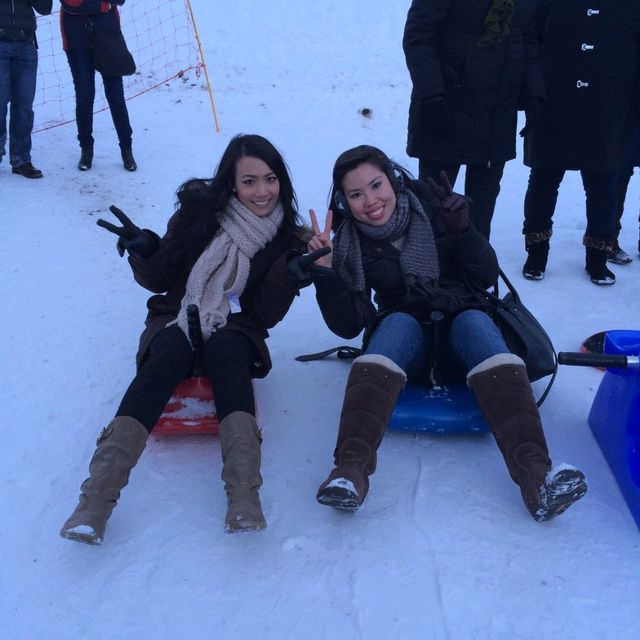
96, 205, 159, 259
287, 247, 332, 287
421, 96, 453, 136
519, 97, 544, 138
426, 170, 470, 234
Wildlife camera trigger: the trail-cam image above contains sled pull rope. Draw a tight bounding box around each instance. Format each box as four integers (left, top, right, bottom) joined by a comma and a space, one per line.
558, 352, 640, 369
186, 304, 206, 376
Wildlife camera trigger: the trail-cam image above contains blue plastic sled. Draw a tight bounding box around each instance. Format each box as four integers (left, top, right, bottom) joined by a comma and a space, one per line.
588, 330, 640, 528
388, 381, 489, 434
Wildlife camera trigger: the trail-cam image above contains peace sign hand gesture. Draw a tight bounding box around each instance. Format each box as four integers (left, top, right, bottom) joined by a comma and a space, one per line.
96, 205, 159, 258
425, 171, 470, 235
307, 208, 333, 268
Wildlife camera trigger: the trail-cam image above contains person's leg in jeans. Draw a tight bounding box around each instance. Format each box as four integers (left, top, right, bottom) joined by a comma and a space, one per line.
102, 73, 132, 149
8, 40, 38, 167
581, 169, 618, 284
464, 162, 505, 240
0, 41, 12, 164
65, 48, 96, 149
521, 167, 565, 279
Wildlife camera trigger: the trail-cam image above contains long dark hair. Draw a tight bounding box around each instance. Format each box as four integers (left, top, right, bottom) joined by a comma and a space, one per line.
171, 134, 304, 260
329, 145, 416, 231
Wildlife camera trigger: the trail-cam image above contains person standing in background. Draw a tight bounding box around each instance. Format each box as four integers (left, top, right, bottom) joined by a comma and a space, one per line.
0, 0, 52, 179
59, 0, 136, 172
403, 0, 545, 240
521, 0, 640, 285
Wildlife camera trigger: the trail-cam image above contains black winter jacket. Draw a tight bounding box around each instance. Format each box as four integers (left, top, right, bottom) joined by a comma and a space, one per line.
524, 0, 640, 172
312, 181, 499, 343
403, 0, 544, 164
0, 0, 52, 35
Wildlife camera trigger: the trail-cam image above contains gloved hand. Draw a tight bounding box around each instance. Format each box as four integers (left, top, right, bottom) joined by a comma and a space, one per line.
519, 97, 544, 138
426, 170, 470, 234
421, 96, 453, 136
96, 205, 159, 259
287, 247, 332, 287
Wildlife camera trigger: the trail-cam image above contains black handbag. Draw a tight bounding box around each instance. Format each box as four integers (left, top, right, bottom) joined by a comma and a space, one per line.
92, 25, 136, 77
470, 269, 557, 404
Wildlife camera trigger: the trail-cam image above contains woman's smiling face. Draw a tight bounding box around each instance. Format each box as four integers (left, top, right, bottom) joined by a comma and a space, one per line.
341, 162, 397, 226
233, 156, 280, 217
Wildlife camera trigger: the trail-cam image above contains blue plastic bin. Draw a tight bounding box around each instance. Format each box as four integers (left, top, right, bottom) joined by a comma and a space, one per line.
588, 330, 640, 528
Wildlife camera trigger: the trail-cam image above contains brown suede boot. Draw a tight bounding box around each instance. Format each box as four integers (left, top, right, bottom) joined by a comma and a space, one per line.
60, 416, 149, 545
317, 355, 406, 511
218, 411, 266, 533
468, 354, 586, 521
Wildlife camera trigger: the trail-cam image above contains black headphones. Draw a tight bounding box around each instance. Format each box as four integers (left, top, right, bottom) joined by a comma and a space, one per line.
333, 162, 404, 218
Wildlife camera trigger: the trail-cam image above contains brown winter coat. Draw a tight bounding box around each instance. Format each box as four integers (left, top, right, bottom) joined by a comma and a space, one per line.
128, 208, 306, 378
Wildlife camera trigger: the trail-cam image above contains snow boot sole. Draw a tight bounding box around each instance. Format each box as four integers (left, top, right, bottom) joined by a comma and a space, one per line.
316, 478, 361, 511
60, 525, 103, 546
532, 466, 587, 522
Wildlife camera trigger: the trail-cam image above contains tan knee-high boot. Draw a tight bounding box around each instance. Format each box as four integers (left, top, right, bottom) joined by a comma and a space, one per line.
218, 411, 266, 533
60, 416, 149, 545
468, 354, 587, 521
317, 354, 407, 511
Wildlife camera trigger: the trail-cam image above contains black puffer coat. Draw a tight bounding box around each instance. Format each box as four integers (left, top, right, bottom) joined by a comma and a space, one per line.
403, 0, 545, 164
128, 202, 306, 377
524, 0, 640, 172
0, 0, 52, 34
311, 181, 499, 342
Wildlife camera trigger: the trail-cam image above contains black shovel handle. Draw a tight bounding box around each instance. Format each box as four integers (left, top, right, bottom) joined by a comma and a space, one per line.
558, 351, 640, 369
187, 304, 205, 377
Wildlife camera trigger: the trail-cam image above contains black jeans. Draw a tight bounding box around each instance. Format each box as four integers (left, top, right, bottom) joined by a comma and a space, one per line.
65, 48, 132, 148
116, 326, 258, 432
523, 168, 617, 240
418, 159, 505, 240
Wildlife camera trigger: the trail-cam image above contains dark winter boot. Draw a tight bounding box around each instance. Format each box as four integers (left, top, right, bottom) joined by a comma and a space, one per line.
522, 231, 551, 280
468, 354, 587, 521
607, 240, 632, 265
584, 241, 615, 285
78, 146, 93, 171
219, 411, 266, 533
121, 147, 137, 172
60, 416, 149, 545
316, 354, 407, 511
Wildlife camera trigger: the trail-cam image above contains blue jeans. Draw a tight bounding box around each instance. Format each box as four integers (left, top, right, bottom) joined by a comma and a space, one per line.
65, 48, 132, 148
0, 40, 37, 167
364, 310, 509, 381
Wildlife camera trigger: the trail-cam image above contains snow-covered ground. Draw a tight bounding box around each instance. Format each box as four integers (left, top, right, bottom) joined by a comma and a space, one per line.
2, 2, 640, 638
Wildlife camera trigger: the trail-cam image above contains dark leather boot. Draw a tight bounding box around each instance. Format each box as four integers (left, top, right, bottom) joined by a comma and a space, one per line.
468, 354, 587, 521
60, 416, 149, 545
121, 147, 137, 172
78, 146, 93, 171
219, 411, 266, 533
522, 231, 551, 280
317, 355, 406, 511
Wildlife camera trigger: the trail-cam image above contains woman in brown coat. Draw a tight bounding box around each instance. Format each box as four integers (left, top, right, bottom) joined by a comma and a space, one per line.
60, 134, 311, 544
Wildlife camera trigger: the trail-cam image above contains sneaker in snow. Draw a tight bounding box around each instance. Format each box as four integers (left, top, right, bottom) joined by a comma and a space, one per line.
607, 246, 633, 265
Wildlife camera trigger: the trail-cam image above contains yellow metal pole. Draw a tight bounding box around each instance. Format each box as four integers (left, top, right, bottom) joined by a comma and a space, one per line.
185, 0, 220, 133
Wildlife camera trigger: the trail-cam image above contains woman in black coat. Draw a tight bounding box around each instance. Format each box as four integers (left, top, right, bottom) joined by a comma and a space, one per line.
403, 0, 545, 239
60, 134, 310, 544
302, 145, 586, 521
521, 0, 640, 284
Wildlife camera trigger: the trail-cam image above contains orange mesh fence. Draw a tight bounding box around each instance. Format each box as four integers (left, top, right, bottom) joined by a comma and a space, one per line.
33, 0, 204, 133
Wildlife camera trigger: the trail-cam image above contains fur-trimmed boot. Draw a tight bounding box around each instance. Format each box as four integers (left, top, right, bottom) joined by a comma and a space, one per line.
219, 411, 266, 533
316, 354, 407, 511
522, 231, 551, 280
468, 354, 587, 521
60, 416, 149, 545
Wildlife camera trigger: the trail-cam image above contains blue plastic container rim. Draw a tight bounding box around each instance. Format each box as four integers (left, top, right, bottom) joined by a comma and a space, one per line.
604, 330, 640, 377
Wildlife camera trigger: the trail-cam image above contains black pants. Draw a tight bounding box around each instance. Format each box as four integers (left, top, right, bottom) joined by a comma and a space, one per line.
418, 159, 505, 240
523, 168, 617, 241
116, 326, 258, 432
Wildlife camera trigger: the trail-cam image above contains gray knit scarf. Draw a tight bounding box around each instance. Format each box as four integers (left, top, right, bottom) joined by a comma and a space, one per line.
332, 188, 440, 293
169, 196, 284, 340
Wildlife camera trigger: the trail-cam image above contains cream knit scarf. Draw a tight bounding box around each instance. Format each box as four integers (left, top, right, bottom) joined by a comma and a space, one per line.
170, 196, 284, 340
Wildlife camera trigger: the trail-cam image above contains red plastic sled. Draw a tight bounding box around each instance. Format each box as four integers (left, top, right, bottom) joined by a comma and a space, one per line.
153, 376, 219, 436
